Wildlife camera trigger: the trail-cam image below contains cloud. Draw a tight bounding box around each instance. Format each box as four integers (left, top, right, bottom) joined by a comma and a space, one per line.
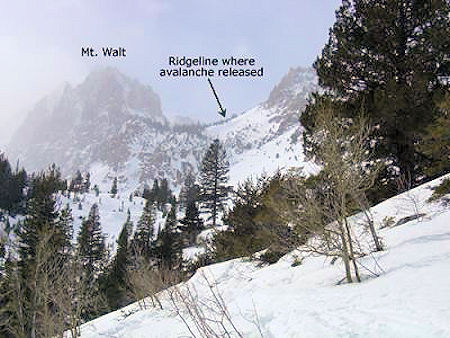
0, 0, 342, 148
0, 34, 87, 146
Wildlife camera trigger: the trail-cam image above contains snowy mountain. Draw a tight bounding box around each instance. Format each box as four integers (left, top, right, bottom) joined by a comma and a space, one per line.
7, 66, 319, 192
74, 174, 450, 338
7, 67, 207, 192
9, 68, 165, 170
207, 67, 320, 185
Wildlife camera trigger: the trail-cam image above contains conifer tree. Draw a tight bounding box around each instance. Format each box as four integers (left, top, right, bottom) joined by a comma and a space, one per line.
16, 167, 71, 337
0, 154, 27, 214
156, 205, 181, 269
18, 167, 67, 266
143, 179, 158, 203
56, 204, 74, 259
179, 201, 203, 247
158, 178, 170, 206
0, 255, 27, 337
70, 170, 83, 193
77, 203, 106, 278
305, 0, 450, 183
113, 212, 132, 284
83, 172, 91, 193
180, 172, 200, 208
11, 167, 27, 214
110, 177, 118, 197
151, 179, 159, 203
0, 240, 4, 261
0, 154, 13, 210
418, 92, 450, 177
102, 212, 132, 310
132, 200, 155, 259
199, 139, 231, 227
93, 184, 100, 197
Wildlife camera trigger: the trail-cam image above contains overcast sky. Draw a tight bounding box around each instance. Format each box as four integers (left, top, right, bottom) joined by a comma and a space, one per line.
0, 0, 341, 147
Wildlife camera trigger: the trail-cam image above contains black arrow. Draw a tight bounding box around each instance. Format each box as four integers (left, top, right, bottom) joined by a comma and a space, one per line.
207, 78, 227, 118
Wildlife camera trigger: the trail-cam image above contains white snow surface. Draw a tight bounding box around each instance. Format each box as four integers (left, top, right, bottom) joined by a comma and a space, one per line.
75, 174, 450, 338
206, 104, 319, 187
65, 192, 146, 245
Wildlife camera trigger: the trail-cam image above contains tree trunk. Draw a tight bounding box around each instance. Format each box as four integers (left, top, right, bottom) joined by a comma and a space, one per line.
365, 211, 382, 252
339, 222, 353, 283
30, 312, 36, 338
345, 219, 361, 283
357, 194, 383, 251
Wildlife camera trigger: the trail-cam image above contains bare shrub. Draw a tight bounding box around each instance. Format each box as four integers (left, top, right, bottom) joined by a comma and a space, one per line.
128, 263, 181, 311
167, 270, 248, 338
396, 173, 424, 218
1, 228, 105, 338
272, 103, 383, 283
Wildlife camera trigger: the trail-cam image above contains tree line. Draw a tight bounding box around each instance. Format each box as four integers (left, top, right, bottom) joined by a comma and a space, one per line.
0, 1, 448, 334
0, 136, 232, 337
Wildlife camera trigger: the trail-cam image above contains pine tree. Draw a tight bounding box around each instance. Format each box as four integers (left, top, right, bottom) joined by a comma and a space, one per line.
102, 211, 132, 310
179, 201, 203, 247
18, 168, 67, 266
77, 203, 106, 278
152, 179, 159, 203
11, 167, 27, 214
16, 167, 71, 337
83, 172, 91, 193
56, 204, 74, 258
0, 154, 13, 211
110, 177, 118, 197
199, 139, 231, 227
93, 184, 100, 196
0, 256, 27, 338
156, 205, 181, 269
70, 170, 83, 193
3, 217, 11, 235
143, 179, 159, 204
417, 92, 450, 177
131, 200, 155, 259
113, 212, 132, 285
158, 178, 170, 206
0, 237, 5, 279
0, 240, 4, 261
0, 154, 27, 214
72, 205, 111, 321
179, 172, 200, 208
306, 0, 450, 183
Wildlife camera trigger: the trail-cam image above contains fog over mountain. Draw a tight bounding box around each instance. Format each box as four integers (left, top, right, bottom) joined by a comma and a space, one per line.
7, 66, 318, 191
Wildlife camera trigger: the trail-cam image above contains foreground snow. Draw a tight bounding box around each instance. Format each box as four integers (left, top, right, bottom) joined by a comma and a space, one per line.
77, 175, 450, 338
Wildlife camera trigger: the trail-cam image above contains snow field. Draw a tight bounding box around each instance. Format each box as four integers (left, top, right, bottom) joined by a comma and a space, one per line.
76, 174, 450, 337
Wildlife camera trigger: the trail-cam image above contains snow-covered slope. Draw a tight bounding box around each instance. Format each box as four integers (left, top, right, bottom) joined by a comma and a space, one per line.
6, 67, 318, 193
75, 174, 450, 338
1, 192, 147, 248
207, 67, 319, 185
207, 104, 318, 186
66, 193, 147, 245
